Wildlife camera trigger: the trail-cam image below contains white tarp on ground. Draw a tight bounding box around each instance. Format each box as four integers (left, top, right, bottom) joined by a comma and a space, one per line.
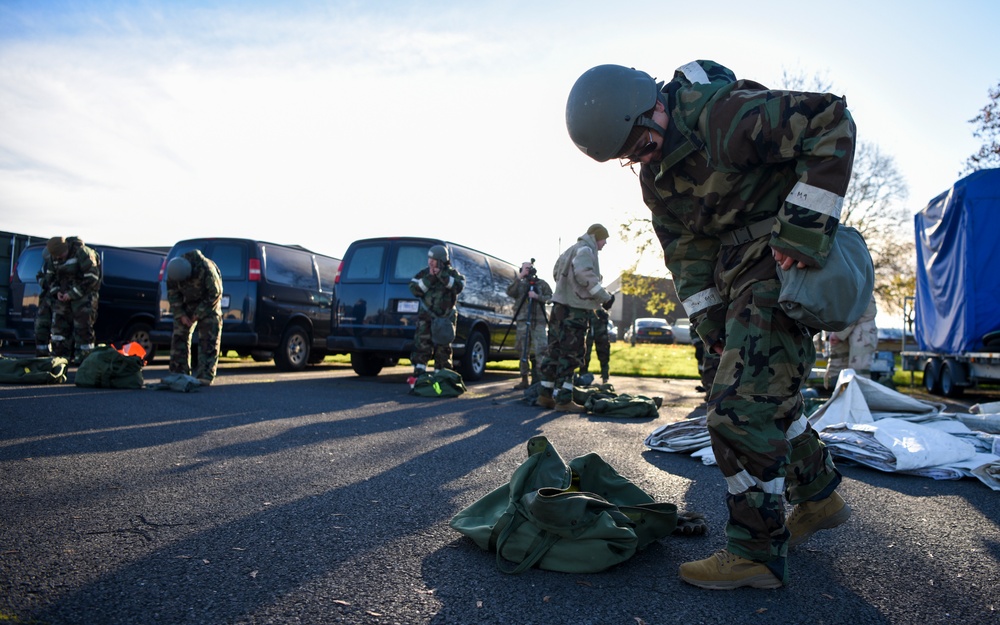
644, 370, 1000, 491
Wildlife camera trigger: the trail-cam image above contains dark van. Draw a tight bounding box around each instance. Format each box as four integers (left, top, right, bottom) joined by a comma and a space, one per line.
150, 238, 341, 372
2, 242, 168, 360
327, 237, 521, 380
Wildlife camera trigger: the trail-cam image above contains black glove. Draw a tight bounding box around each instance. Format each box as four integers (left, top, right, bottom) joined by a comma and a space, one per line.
601, 294, 615, 311
672, 510, 708, 537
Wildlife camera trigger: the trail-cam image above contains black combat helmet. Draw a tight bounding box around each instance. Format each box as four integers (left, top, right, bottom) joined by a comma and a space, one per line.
167, 257, 192, 281
566, 64, 662, 162
428, 245, 449, 262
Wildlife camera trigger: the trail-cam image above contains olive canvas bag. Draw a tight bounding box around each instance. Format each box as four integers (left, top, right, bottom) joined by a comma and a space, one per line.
449, 436, 678, 574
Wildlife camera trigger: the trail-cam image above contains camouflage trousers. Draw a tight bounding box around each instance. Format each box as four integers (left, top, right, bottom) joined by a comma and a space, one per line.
51, 293, 98, 362
824, 318, 877, 388
695, 339, 721, 399
538, 303, 590, 403
34, 296, 53, 354
411, 311, 453, 372
170, 310, 223, 381
515, 318, 548, 378
708, 258, 840, 583
582, 309, 610, 377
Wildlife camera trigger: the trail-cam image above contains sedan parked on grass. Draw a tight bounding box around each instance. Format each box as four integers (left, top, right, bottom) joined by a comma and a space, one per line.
670, 318, 692, 344
624, 317, 675, 345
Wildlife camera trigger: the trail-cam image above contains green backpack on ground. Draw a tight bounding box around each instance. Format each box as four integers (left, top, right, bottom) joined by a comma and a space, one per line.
450, 436, 679, 574
410, 369, 466, 397
74, 346, 144, 389
0, 356, 68, 384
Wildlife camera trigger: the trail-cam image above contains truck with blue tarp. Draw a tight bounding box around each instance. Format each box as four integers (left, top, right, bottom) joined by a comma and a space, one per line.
902, 168, 1000, 396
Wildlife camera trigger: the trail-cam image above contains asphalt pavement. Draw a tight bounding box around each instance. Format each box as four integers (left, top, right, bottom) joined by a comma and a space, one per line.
1, 359, 998, 625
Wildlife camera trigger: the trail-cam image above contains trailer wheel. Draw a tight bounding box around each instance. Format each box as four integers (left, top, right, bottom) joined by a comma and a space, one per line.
923, 359, 942, 395
940, 361, 965, 398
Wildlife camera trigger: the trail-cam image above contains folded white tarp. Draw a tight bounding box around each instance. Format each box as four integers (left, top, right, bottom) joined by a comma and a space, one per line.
643, 370, 1000, 490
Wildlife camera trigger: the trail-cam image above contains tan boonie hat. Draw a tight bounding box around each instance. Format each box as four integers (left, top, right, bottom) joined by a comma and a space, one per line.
587, 223, 610, 241
46, 236, 69, 257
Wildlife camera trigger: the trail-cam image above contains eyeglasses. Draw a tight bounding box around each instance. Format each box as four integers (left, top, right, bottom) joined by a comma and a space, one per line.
619, 131, 658, 167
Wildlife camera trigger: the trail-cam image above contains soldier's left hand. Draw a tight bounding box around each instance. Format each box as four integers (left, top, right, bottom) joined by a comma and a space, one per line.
772, 248, 807, 271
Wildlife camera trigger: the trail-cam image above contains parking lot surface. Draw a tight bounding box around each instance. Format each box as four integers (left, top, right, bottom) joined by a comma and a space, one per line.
1, 361, 998, 625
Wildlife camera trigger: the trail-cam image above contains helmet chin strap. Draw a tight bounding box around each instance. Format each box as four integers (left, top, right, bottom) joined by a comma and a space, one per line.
635, 116, 667, 137
634, 92, 668, 136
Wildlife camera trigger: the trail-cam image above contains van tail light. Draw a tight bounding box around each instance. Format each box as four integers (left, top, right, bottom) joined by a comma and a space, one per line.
334, 260, 343, 285
157, 258, 167, 282
10, 259, 17, 283
249, 258, 261, 281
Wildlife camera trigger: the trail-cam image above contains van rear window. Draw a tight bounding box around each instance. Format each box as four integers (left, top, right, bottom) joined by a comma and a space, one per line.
263, 245, 317, 289
343, 245, 385, 282
15, 247, 44, 283
208, 243, 247, 280
394, 245, 430, 282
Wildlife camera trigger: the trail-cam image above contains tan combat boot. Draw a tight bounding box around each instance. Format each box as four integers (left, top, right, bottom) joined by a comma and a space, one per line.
787, 491, 852, 548
679, 550, 783, 590
535, 388, 556, 409
513, 375, 530, 390
554, 400, 586, 413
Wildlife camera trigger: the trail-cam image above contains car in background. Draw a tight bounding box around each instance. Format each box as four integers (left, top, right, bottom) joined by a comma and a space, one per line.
2, 242, 168, 361
669, 318, 692, 344
876, 327, 915, 353
607, 319, 618, 342
623, 317, 675, 345
327, 236, 521, 380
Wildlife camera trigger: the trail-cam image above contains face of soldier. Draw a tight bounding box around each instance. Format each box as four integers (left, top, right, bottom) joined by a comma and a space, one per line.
596, 239, 607, 251
621, 101, 669, 166
428, 258, 441, 275
520, 263, 532, 277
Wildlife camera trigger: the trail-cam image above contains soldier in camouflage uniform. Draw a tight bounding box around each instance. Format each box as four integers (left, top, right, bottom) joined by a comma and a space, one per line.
581, 308, 611, 384
506, 260, 552, 389
34, 248, 55, 356
537, 224, 614, 412
825, 294, 878, 389
166, 250, 223, 385
567, 60, 857, 589
46, 237, 100, 364
409, 245, 465, 377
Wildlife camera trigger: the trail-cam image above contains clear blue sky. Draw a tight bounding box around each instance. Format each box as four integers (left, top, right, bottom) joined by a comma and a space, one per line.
2, 0, 998, 290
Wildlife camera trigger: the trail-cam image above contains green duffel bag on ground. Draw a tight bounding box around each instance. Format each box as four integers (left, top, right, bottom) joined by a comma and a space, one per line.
0, 356, 69, 384
410, 368, 466, 397
585, 393, 662, 418
74, 345, 144, 389
450, 436, 680, 574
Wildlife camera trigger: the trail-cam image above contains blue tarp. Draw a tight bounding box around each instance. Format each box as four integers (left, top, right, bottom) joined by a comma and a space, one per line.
914, 168, 1000, 353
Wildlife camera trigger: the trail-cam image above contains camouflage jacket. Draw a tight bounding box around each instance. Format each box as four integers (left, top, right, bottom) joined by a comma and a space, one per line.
640, 60, 856, 345
167, 250, 223, 319
409, 265, 465, 317
46, 237, 101, 300
551, 233, 611, 310
506, 274, 552, 323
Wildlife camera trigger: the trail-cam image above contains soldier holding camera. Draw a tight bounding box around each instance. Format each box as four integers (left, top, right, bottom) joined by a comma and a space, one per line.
506, 260, 552, 389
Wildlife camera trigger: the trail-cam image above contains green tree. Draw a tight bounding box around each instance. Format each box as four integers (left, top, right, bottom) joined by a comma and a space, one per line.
964, 80, 1000, 173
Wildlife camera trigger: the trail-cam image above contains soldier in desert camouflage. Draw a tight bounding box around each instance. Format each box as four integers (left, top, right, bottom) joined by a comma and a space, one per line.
825, 294, 878, 388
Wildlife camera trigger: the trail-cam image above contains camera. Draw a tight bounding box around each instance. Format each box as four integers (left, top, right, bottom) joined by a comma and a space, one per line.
524, 259, 538, 289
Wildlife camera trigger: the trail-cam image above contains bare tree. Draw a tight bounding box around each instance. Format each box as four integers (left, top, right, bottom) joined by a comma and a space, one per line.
841, 141, 914, 314
964, 80, 1000, 173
